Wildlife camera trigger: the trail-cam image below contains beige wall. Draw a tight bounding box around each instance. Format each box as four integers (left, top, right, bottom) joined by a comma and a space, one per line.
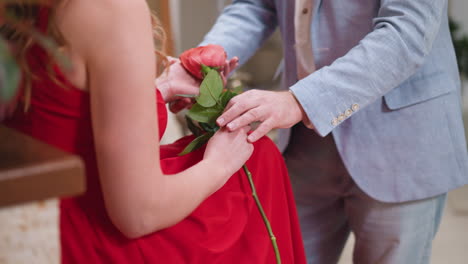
450, 0, 468, 35
170, 0, 221, 54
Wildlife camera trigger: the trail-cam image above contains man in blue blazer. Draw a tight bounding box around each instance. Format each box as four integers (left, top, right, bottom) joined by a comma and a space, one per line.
193, 0, 468, 262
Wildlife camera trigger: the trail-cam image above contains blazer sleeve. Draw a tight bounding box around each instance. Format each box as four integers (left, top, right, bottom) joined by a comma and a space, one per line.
290, 0, 447, 137
200, 0, 278, 65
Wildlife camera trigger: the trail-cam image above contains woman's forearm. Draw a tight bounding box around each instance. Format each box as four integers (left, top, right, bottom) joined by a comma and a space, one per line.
111, 159, 227, 239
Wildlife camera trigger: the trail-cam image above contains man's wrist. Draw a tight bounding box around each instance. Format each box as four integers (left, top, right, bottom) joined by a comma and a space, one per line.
288, 90, 315, 129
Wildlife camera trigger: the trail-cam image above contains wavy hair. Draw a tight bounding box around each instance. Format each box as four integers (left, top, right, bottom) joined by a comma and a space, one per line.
0, 0, 168, 111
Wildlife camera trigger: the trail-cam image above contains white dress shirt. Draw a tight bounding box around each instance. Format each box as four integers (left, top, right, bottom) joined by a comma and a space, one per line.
294, 0, 315, 79
293, 0, 316, 129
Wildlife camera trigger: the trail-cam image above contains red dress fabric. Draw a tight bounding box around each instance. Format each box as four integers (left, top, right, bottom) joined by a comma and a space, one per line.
4, 9, 306, 264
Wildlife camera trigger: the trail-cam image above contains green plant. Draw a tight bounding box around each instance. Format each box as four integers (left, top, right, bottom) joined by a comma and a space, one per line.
0, 35, 21, 102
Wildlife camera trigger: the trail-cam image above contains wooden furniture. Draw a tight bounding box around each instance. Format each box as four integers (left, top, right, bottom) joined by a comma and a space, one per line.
0, 125, 85, 263
0, 125, 85, 208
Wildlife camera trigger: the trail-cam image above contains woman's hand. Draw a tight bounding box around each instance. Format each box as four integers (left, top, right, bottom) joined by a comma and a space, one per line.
156, 56, 239, 113
203, 126, 253, 187
156, 58, 200, 113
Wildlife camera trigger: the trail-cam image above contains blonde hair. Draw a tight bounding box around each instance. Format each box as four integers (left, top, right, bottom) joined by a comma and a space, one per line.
1, 0, 168, 111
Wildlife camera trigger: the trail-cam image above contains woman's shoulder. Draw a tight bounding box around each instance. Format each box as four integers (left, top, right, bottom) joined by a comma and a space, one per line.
59, 0, 149, 16
56, 0, 151, 49
57, 0, 150, 34
55, 0, 153, 80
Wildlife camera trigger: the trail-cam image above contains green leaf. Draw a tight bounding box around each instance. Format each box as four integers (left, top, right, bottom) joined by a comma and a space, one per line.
200, 122, 220, 133
201, 64, 212, 77
187, 103, 223, 123
196, 69, 223, 107
179, 132, 213, 156
0, 37, 21, 102
220, 90, 238, 108
231, 85, 243, 95
185, 116, 204, 137
175, 94, 197, 98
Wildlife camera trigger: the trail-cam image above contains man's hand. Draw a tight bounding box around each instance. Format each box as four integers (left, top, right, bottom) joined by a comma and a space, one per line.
216, 90, 307, 143
221, 56, 239, 85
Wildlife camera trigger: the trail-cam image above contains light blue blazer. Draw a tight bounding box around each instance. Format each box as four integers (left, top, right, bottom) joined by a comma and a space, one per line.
201, 0, 468, 202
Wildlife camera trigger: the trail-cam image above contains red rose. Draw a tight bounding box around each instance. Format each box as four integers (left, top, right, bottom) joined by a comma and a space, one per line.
180, 44, 227, 79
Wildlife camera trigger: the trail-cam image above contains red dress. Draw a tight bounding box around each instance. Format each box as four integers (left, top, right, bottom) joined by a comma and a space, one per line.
5, 10, 306, 264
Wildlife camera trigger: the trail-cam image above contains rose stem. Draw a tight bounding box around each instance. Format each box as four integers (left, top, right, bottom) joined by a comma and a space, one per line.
242, 164, 281, 264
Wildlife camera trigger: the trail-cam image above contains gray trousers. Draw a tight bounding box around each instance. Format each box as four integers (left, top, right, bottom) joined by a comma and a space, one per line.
284, 123, 446, 264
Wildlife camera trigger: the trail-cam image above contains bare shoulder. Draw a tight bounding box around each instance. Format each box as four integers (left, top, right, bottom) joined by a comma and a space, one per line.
54, 0, 153, 89
58, 0, 150, 20
56, 0, 152, 51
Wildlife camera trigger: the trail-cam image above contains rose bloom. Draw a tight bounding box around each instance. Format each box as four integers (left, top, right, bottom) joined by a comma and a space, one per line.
180, 44, 227, 79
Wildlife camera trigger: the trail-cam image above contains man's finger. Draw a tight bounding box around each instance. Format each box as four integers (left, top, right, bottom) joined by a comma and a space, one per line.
227, 57, 239, 74
223, 57, 239, 76
247, 119, 274, 143
217, 96, 252, 127
226, 107, 263, 132
240, 125, 252, 134
221, 72, 228, 86
221, 57, 239, 85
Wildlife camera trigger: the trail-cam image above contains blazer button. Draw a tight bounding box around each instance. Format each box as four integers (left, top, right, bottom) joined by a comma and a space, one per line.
352, 104, 360, 111
331, 118, 339, 126
338, 114, 345, 122
345, 109, 353, 117
302, 8, 309, 14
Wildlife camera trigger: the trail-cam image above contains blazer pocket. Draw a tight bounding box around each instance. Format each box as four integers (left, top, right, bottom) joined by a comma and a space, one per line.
384, 71, 456, 110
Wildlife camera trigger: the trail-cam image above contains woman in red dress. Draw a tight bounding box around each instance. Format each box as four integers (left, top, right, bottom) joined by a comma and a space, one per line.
2, 0, 306, 263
